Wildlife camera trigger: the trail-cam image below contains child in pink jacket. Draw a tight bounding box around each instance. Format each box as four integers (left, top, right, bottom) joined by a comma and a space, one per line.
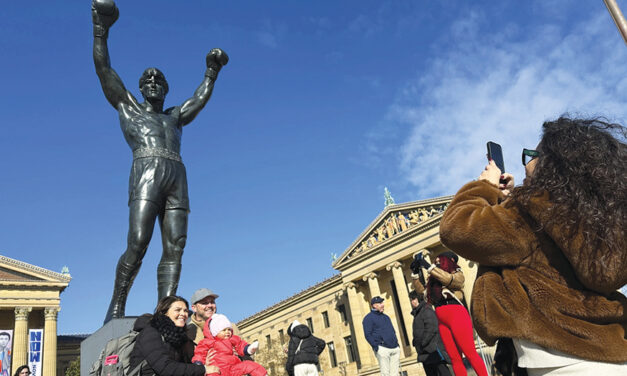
192, 313, 266, 376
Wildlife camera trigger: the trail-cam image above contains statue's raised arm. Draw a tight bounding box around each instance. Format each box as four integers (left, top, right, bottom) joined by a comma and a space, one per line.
92, 0, 135, 109
179, 48, 229, 126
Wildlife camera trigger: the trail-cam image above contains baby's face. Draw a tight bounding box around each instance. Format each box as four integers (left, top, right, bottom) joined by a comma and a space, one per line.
216, 328, 233, 339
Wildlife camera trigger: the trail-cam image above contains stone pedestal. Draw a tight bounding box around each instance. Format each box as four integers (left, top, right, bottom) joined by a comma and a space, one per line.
80, 317, 137, 376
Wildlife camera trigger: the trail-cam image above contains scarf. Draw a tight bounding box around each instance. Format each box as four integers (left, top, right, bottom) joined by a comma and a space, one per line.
150, 313, 188, 348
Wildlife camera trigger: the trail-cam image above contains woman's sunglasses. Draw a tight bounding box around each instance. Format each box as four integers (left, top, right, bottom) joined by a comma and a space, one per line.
522, 148, 539, 166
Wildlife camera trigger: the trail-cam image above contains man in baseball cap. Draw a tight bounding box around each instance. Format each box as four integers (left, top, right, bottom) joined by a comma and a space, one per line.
362, 296, 400, 376
187, 288, 219, 344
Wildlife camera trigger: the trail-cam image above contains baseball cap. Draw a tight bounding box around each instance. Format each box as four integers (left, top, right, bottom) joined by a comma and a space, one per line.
370, 296, 384, 305
191, 288, 219, 305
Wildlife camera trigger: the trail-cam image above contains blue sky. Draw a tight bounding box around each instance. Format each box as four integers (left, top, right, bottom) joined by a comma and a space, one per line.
2, 1, 626, 334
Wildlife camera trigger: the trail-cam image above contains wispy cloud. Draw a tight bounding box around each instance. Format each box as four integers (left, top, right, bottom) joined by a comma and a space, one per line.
255, 20, 287, 48
381, 9, 627, 199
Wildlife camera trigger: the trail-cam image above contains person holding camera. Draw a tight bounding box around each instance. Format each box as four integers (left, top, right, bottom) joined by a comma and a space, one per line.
439, 117, 627, 375
411, 252, 488, 376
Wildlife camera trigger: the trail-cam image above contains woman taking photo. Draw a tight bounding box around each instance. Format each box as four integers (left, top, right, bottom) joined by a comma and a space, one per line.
129, 295, 218, 376
411, 252, 488, 376
439, 117, 627, 375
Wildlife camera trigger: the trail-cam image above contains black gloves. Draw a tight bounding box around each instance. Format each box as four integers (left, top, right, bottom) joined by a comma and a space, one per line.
410, 253, 432, 273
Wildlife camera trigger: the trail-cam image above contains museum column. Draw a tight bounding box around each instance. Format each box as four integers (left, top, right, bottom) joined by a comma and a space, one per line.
12, 307, 32, 370
344, 282, 376, 368
43, 307, 59, 376
362, 272, 381, 299
387, 261, 415, 354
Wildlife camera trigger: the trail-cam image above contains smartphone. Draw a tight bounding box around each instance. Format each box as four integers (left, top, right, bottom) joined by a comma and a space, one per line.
486, 141, 505, 173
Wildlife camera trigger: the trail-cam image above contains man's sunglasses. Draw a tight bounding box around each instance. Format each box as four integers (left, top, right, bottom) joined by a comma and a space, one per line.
522, 148, 539, 166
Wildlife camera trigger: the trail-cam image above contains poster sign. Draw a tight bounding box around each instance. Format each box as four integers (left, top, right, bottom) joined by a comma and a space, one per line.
0, 330, 13, 376
28, 330, 43, 376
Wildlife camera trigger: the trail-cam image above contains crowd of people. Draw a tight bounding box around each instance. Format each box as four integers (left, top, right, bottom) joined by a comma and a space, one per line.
100, 116, 625, 376
122, 288, 326, 376
361, 117, 626, 376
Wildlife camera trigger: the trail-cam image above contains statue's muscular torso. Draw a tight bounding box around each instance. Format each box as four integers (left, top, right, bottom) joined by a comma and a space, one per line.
118, 95, 182, 153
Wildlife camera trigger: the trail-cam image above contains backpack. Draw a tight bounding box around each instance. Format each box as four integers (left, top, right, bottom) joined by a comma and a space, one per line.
90, 331, 147, 376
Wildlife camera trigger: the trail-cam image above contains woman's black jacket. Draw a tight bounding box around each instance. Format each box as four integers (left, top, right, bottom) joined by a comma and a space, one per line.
128, 314, 205, 376
411, 302, 451, 365
285, 324, 326, 375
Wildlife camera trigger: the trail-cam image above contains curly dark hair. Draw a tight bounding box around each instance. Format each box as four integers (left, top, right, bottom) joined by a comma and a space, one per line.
508, 117, 627, 256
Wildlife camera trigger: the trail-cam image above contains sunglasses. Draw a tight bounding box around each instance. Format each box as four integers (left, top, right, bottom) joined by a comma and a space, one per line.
522, 148, 539, 166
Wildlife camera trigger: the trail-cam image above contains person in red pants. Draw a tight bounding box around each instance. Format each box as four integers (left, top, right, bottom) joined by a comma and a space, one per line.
411, 252, 488, 376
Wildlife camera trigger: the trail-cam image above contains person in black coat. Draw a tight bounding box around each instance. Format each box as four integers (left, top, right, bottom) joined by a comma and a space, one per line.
410, 290, 452, 376
129, 296, 218, 376
285, 320, 326, 376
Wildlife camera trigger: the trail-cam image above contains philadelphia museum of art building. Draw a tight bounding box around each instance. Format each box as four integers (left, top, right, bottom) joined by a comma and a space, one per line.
0, 255, 70, 376
237, 195, 493, 376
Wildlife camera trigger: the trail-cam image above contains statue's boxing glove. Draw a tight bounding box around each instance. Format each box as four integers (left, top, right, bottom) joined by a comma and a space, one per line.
92, 0, 119, 37
205, 48, 229, 79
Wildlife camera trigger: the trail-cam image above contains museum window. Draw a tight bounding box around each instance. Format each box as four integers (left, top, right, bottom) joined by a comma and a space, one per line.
266, 334, 272, 348
327, 341, 337, 367
278, 329, 284, 344
307, 317, 314, 332
344, 336, 356, 363
322, 311, 330, 328
338, 304, 348, 322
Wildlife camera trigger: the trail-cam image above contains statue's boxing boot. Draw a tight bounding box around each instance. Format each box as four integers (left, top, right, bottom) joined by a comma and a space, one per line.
157, 261, 181, 300
103, 260, 140, 324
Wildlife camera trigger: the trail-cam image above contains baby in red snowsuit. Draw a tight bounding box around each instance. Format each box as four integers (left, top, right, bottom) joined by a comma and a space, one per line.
192, 313, 266, 376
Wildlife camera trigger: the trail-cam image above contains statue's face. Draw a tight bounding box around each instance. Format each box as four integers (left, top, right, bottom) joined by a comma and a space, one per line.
140, 72, 166, 102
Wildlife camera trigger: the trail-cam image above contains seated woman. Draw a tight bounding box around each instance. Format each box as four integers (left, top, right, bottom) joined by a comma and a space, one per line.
411, 251, 488, 376
129, 295, 218, 376
439, 117, 627, 375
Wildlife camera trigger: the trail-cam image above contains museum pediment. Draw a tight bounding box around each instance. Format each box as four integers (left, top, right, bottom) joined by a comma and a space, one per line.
0, 255, 71, 284
332, 195, 453, 270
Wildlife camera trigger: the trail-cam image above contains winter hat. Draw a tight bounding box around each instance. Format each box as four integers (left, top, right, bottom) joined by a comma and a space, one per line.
438, 251, 459, 263
209, 313, 232, 336
287, 320, 302, 335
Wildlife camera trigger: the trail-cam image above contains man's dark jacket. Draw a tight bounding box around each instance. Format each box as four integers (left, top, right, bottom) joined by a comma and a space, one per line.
285, 324, 326, 376
362, 309, 399, 352
411, 302, 450, 364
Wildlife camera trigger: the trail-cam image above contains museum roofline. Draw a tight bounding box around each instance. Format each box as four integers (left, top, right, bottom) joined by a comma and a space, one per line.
238, 273, 341, 326
0, 254, 72, 283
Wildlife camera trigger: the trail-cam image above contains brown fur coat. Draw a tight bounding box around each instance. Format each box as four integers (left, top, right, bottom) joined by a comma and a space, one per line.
439, 180, 627, 363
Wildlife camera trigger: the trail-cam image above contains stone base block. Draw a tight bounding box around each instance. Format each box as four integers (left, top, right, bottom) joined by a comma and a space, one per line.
80, 317, 138, 376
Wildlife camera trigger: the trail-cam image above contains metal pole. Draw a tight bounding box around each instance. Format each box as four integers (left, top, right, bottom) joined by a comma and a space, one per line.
604, 0, 627, 44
